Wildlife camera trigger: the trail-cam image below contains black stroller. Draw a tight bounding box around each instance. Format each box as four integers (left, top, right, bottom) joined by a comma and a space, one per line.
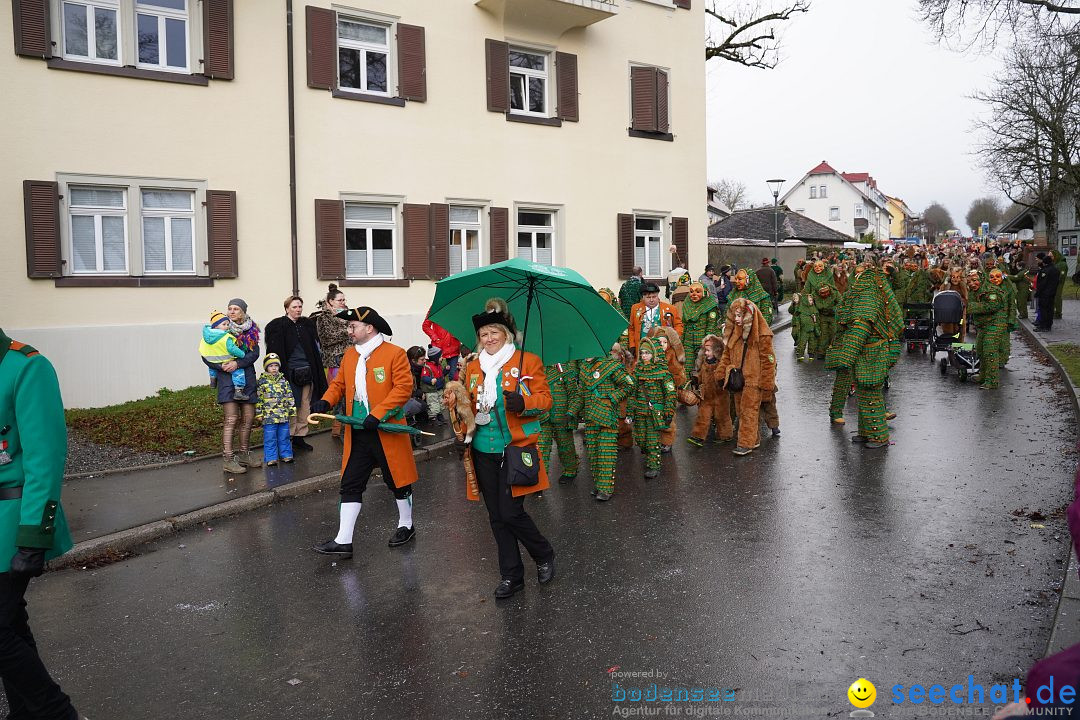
931, 290, 980, 381
902, 302, 934, 354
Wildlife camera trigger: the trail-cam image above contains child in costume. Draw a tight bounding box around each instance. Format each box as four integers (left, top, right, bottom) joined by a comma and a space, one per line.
790, 292, 818, 362
612, 343, 637, 451
539, 361, 581, 484
688, 334, 732, 446
648, 326, 686, 454
802, 260, 837, 359
680, 282, 720, 371
256, 353, 296, 465
419, 346, 447, 423
200, 310, 249, 401
569, 353, 635, 502
630, 337, 676, 479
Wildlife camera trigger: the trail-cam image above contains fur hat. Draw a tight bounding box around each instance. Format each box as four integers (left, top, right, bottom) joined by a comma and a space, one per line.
472, 297, 516, 336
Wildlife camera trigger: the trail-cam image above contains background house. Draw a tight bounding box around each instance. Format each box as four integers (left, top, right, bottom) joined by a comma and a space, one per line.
783, 161, 892, 242
706, 206, 850, 278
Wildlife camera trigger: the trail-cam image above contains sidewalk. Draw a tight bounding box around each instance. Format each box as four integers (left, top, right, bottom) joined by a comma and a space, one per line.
1018, 297, 1080, 655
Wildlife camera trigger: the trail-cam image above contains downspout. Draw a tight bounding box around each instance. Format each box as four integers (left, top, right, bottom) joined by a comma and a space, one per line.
286, 0, 300, 296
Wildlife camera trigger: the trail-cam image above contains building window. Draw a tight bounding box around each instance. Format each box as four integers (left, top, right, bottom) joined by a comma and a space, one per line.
69, 186, 128, 274
337, 16, 390, 95
449, 206, 482, 274
854, 205, 864, 218
345, 204, 396, 278
829, 207, 840, 221
62, 0, 121, 64
135, 0, 189, 71
141, 189, 194, 273
819, 185, 828, 198
634, 217, 664, 277
810, 186, 818, 199
509, 48, 548, 116
517, 210, 554, 265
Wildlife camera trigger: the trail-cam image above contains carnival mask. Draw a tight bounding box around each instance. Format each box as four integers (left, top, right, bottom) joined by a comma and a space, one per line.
967, 273, 981, 291
733, 270, 749, 290
989, 269, 1004, 286
813, 261, 825, 274
689, 284, 704, 302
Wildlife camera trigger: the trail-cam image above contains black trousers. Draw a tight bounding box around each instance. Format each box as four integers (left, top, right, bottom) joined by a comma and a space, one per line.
1037, 295, 1055, 329
340, 428, 411, 503
472, 449, 553, 582
0, 573, 77, 720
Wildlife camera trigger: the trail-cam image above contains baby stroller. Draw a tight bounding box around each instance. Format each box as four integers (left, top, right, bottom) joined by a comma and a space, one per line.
931, 290, 981, 381
902, 302, 934, 354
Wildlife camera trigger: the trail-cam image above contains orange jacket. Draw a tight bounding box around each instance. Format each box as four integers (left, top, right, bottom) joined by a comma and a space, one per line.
462, 350, 552, 499
628, 301, 683, 353
322, 341, 418, 488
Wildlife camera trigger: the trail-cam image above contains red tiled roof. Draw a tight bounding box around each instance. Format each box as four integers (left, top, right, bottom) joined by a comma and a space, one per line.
808, 161, 837, 175
842, 172, 878, 190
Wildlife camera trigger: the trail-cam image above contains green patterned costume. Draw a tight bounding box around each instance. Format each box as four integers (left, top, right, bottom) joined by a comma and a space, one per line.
969, 284, 1008, 389
801, 266, 838, 358
681, 291, 720, 371
728, 268, 774, 326
791, 292, 818, 361
569, 357, 635, 496
539, 361, 581, 480
997, 267, 1017, 366
825, 266, 903, 444
630, 338, 676, 473
1011, 269, 1031, 320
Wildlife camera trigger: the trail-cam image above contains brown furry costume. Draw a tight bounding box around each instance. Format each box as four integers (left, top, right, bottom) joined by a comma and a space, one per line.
832, 265, 848, 294
689, 334, 733, 443
648, 326, 687, 447
716, 298, 779, 452
443, 380, 478, 497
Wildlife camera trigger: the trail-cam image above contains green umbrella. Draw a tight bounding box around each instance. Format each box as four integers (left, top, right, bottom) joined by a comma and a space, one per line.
427, 258, 628, 364
308, 411, 434, 436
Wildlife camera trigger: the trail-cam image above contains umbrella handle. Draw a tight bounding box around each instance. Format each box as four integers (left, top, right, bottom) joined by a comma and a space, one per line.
307, 413, 337, 425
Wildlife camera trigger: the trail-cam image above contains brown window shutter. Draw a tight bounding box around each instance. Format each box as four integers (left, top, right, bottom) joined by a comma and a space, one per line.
489, 207, 508, 263
202, 0, 234, 80
22, 180, 60, 278
206, 190, 238, 278
396, 23, 426, 102
485, 39, 509, 113
674, 0, 691, 8
630, 66, 657, 133
617, 213, 634, 279
12, 0, 51, 58
671, 216, 689, 272
430, 203, 449, 279
656, 69, 670, 133
306, 6, 336, 90
315, 199, 345, 280
556, 52, 579, 122
403, 203, 431, 280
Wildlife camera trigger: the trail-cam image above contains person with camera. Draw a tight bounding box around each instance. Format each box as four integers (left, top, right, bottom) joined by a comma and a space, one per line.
265, 295, 327, 453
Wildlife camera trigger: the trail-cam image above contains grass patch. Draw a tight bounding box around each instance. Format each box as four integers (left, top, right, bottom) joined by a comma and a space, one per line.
1047, 343, 1080, 387
65, 386, 262, 456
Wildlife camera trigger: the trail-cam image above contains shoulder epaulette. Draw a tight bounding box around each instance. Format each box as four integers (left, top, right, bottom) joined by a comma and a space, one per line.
9, 341, 39, 357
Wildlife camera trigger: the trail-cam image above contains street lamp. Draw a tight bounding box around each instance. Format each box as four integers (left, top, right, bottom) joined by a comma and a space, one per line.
766, 178, 786, 261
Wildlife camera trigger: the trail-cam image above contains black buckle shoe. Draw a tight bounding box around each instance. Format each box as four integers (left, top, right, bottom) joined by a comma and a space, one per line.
313, 540, 353, 557
388, 526, 416, 547
292, 437, 314, 452
495, 578, 525, 599
537, 554, 555, 584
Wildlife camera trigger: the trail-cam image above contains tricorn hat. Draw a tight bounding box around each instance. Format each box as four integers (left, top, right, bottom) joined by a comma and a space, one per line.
336, 306, 393, 336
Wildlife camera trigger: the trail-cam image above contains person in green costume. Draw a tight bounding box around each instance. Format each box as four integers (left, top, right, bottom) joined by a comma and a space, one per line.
618, 269, 644, 319
1010, 261, 1031, 320
728, 267, 774, 326
824, 262, 903, 449
801, 260, 838, 359
790, 291, 817, 362
680, 282, 720, 371
967, 270, 1009, 389
569, 354, 636, 502
992, 258, 1017, 366
539, 361, 580, 485
0, 329, 79, 718
1053, 250, 1069, 319
629, 338, 676, 479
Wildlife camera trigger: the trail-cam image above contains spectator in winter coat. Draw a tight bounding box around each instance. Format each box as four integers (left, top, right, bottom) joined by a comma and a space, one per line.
265, 295, 327, 452
1035, 255, 1061, 331
313, 283, 350, 439
422, 314, 463, 382
201, 299, 261, 475
256, 353, 296, 466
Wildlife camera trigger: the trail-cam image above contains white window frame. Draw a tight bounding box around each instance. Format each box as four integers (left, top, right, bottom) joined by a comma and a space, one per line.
60, 0, 123, 66
819, 185, 828, 198
134, 0, 191, 73
508, 46, 550, 118
140, 189, 196, 275
68, 186, 129, 274
336, 14, 393, 97
809, 186, 818, 199
343, 203, 398, 278
633, 215, 665, 278
829, 207, 840, 222
515, 208, 557, 265
854, 204, 864, 218
449, 205, 483, 274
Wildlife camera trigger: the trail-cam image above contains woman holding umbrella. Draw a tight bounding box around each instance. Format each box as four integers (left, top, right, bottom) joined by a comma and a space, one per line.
461, 299, 556, 600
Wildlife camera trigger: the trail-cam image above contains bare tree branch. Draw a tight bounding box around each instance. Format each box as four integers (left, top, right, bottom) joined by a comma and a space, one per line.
705, 1, 811, 70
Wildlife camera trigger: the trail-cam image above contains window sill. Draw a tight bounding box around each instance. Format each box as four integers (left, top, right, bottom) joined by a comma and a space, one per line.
46, 59, 210, 85
506, 113, 562, 127
628, 129, 674, 142
54, 276, 215, 288
336, 279, 411, 287
331, 89, 407, 106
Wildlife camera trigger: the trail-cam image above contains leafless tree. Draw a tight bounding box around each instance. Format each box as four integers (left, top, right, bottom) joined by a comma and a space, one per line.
923, 202, 956, 240
965, 196, 1005, 230
920, 0, 1078, 48
705, 0, 811, 69
709, 178, 749, 210
972, 33, 1080, 241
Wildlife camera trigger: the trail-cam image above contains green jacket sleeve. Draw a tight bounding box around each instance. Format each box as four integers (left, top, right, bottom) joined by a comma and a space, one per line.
610, 372, 636, 404
14, 355, 65, 549
826, 320, 869, 370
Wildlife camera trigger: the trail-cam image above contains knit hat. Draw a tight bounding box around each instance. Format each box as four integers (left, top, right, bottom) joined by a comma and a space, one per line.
228, 298, 248, 313
426, 346, 443, 361
210, 311, 228, 327
263, 353, 282, 370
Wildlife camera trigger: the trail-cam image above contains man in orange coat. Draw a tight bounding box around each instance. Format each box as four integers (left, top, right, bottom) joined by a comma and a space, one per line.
310, 307, 418, 558
628, 282, 684, 355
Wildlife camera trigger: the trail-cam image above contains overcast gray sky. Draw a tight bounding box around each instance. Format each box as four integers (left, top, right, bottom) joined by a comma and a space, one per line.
705, 0, 1005, 232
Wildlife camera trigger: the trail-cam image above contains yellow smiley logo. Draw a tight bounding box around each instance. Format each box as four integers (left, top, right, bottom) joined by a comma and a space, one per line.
848, 678, 876, 709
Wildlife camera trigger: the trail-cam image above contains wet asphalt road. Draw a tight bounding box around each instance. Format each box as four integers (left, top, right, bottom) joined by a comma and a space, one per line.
18, 328, 1078, 719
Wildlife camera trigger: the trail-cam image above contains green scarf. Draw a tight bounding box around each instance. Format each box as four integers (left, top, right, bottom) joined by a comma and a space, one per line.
634, 338, 669, 381
681, 292, 718, 324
